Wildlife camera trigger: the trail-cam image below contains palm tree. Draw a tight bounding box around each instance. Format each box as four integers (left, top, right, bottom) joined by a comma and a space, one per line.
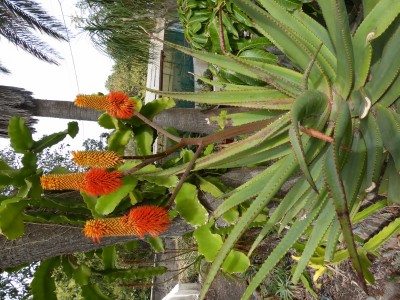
0, 0, 67, 74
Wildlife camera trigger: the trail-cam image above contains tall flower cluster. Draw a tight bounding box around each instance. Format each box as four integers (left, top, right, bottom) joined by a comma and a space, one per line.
74, 91, 136, 119
40, 168, 123, 196
71, 151, 122, 168
83, 206, 171, 243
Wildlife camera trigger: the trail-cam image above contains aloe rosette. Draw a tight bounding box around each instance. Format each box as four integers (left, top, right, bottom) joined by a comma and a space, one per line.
141, 0, 400, 298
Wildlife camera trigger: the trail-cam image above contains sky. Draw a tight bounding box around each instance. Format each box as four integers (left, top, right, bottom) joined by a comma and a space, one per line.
0, 0, 114, 150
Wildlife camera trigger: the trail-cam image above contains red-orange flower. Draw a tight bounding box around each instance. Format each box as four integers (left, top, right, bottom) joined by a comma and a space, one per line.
40, 169, 123, 196
73, 92, 136, 119
107, 91, 136, 119
128, 205, 171, 238
81, 169, 123, 196
71, 151, 122, 168
83, 206, 171, 243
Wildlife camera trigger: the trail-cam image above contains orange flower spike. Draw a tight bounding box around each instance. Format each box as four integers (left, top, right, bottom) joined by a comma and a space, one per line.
107, 91, 136, 119
83, 216, 130, 243
83, 206, 171, 243
128, 206, 171, 238
74, 94, 111, 111
81, 168, 123, 196
72, 151, 122, 168
40, 173, 86, 191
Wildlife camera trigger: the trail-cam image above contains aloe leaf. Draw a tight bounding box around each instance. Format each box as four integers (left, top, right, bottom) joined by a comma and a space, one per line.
199, 155, 298, 300
213, 159, 282, 218
358, 250, 375, 284
210, 132, 290, 169
215, 143, 291, 168
292, 10, 335, 54
359, 114, 384, 190
353, 0, 400, 89
324, 97, 367, 290
242, 193, 327, 299
150, 36, 290, 86
375, 104, 400, 172
324, 145, 367, 291
190, 72, 268, 90
378, 71, 400, 107
227, 57, 304, 96
364, 218, 400, 253
341, 128, 367, 209
146, 88, 294, 109
148, 114, 291, 176
232, 0, 330, 90
324, 219, 341, 261
290, 90, 330, 191
317, 0, 354, 98
31, 257, 60, 300
353, 199, 388, 223
247, 156, 324, 256
366, 24, 400, 102
387, 156, 400, 204
292, 201, 335, 283
258, 0, 336, 81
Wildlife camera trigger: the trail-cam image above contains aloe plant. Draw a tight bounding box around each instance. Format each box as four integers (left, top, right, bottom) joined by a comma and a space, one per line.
142, 0, 400, 298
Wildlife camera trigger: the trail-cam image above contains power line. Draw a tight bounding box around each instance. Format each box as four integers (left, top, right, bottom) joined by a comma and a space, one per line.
57, 0, 88, 147
57, 0, 80, 94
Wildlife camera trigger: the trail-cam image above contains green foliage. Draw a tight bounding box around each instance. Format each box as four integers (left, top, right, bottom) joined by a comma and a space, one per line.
95, 176, 138, 215
76, 0, 178, 63
105, 60, 147, 95
175, 183, 208, 226
31, 257, 60, 300
8, 116, 34, 154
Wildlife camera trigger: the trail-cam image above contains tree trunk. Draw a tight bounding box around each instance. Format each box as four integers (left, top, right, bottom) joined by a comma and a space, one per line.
0, 219, 192, 270
0, 85, 254, 136
30, 99, 101, 122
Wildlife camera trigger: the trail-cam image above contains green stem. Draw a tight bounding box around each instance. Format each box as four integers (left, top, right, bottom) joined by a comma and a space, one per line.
166, 144, 204, 207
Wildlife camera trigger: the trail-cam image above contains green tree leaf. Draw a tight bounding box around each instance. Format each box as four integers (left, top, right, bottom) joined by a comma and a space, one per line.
73, 264, 92, 286
81, 284, 111, 300
102, 246, 116, 270
31, 122, 79, 153
31, 257, 60, 300
95, 176, 138, 215
147, 236, 164, 253
175, 183, 208, 226
0, 199, 27, 239
67, 121, 79, 138
8, 117, 34, 153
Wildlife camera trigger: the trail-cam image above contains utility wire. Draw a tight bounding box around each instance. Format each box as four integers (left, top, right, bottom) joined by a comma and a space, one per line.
57, 0, 80, 93
57, 0, 88, 147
